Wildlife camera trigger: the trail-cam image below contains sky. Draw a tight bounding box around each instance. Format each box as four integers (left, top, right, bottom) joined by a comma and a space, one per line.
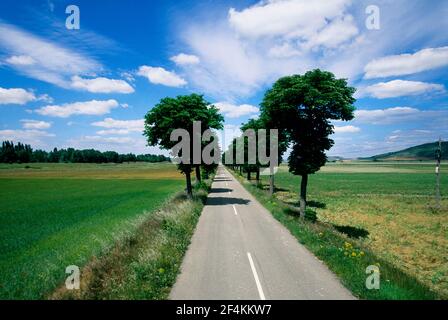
0, 0, 447, 158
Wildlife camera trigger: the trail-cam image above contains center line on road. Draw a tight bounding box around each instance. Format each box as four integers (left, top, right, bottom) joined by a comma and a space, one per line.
232, 205, 238, 215
247, 252, 266, 300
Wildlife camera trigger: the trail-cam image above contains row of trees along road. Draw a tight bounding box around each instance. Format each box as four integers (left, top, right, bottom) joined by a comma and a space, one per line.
224, 69, 356, 218
144, 94, 224, 197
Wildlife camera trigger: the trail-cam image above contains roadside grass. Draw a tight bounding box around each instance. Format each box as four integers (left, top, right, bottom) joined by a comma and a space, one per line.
0, 163, 185, 299
228, 166, 443, 300
51, 181, 211, 300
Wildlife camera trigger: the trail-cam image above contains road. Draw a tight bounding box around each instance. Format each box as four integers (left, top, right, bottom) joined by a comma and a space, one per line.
170, 165, 354, 300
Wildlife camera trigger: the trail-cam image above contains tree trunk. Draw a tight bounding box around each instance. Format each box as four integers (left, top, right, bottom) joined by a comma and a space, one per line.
195, 165, 201, 183
269, 173, 274, 196
256, 168, 260, 182
299, 174, 308, 218
247, 170, 251, 180
185, 171, 193, 198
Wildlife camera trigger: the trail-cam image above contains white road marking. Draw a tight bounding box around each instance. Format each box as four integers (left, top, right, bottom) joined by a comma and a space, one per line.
247, 252, 266, 300
232, 205, 238, 215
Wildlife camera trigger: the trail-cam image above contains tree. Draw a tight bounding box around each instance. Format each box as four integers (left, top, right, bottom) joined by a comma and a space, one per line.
240, 119, 262, 182
144, 94, 223, 197
261, 69, 356, 217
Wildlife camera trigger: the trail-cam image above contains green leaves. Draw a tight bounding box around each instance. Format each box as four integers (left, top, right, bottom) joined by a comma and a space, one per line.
260, 69, 356, 176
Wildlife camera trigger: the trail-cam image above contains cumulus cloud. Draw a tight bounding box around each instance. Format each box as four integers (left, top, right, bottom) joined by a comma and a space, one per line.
176, 0, 363, 99
358, 80, 445, 99
91, 117, 144, 135
0, 87, 36, 105
175, 0, 448, 100
214, 102, 259, 118
228, 0, 353, 43
170, 53, 200, 65
70, 76, 134, 94
20, 119, 52, 130
36, 99, 119, 118
334, 125, 360, 133
137, 66, 187, 87
364, 46, 448, 79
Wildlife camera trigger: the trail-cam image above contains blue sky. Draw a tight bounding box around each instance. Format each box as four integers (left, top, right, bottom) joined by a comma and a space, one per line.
0, 0, 447, 157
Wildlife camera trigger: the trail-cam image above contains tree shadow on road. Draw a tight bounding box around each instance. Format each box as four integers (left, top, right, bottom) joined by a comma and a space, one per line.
206, 197, 251, 206
210, 188, 233, 193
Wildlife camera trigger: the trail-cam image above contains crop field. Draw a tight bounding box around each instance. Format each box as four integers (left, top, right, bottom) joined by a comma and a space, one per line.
0, 162, 184, 299
259, 161, 448, 297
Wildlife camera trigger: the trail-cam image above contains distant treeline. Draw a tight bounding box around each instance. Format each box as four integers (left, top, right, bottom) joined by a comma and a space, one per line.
0, 141, 170, 164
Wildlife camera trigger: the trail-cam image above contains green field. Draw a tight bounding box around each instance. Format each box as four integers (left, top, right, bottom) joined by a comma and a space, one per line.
0, 163, 184, 299
258, 161, 448, 297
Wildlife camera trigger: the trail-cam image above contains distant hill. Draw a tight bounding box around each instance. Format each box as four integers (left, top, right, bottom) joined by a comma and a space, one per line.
327, 156, 345, 162
362, 141, 448, 161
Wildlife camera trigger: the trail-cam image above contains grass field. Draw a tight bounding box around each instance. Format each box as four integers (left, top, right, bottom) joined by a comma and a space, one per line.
0, 162, 184, 299
254, 161, 448, 298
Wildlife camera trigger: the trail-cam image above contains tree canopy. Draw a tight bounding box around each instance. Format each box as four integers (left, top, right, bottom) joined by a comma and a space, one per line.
260, 69, 356, 216
144, 94, 224, 196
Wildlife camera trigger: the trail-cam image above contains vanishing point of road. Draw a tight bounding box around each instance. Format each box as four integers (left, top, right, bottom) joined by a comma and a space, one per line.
170, 165, 354, 300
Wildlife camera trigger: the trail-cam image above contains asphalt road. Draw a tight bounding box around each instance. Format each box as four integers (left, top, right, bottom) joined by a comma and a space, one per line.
170, 165, 354, 300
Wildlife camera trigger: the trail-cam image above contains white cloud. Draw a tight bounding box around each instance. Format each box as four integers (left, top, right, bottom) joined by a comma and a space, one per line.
91, 117, 144, 134
20, 119, 52, 130
351, 107, 448, 125
70, 76, 134, 94
0, 87, 36, 105
137, 66, 187, 87
5, 55, 36, 66
0, 22, 101, 87
120, 72, 135, 83
80, 135, 134, 144
214, 102, 259, 118
228, 0, 353, 42
354, 107, 420, 124
176, 0, 361, 99
170, 53, 200, 65
96, 129, 131, 135
67, 135, 165, 155
37, 94, 54, 104
0, 129, 55, 147
364, 46, 448, 79
268, 43, 302, 58
302, 14, 358, 50
358, 80, 445, 99
334, 125, 360, 133
215, 124, 243, 151
36, 99, 119, 118
175, 0, 448, 100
